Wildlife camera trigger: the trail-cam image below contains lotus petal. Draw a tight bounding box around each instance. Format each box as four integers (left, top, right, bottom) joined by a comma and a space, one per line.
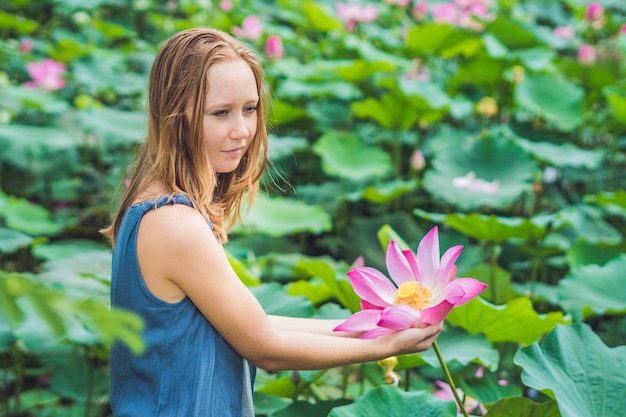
416, 227, 440, 288
421, 300, 454, 325
386, 240, 416, 286
347, 267, 396, 307
333, 309, 380, 332
377, 305, 421, 330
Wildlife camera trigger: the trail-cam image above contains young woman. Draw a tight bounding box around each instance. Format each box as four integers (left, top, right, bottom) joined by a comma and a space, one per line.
102, 27, 443, 417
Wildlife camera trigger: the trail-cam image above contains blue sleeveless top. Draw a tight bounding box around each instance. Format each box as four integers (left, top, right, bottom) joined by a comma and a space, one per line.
109, 194, 255, 417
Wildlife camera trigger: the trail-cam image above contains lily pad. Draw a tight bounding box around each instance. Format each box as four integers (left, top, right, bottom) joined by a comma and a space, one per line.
312, 131, 393, 182
236, 195, 332, 237
414, 209, 552, 243
0, 227, 33, 254
486, 397, 561, 417
446, 297, 570, 345
328, 385, 456, 417
514, 322, 626, 417
557, 254, 626, 319
514, 137, 605, 169
76, 107, 146, 147
251, 282, 313, 318
514, 73, 585, 132
422, 134, 536, 211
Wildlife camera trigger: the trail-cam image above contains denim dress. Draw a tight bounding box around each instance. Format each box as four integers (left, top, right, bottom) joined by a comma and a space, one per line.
109, 194, 255, 416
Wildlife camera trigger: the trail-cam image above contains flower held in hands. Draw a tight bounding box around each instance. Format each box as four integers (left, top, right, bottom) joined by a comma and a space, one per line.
334, 227, 487, 339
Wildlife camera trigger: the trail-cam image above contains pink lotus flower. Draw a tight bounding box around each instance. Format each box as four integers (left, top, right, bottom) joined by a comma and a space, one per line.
219, 0, 233, 11
412, 1, 428, 20
20, 38, 33, 53
578, 44, 597, 65
336, 2, 378, 31
553, 25, 575, 40
585, 2, 604, 28
452, 171, 500, 195
232, 15, 263, 41
264, 35, 284, 60
23, 58, 66, 91
334, 227, 487, 339
435, 380, 487, 415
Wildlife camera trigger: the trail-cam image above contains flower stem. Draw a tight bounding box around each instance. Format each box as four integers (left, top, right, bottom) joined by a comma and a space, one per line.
433, 340, 469, 417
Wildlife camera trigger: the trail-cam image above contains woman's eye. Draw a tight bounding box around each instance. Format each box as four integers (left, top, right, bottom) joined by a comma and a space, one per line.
212, 110, 228, 116
245, 106, 257, 113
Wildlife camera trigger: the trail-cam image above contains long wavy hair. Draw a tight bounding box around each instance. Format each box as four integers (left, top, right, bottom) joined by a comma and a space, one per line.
101, 28, 269, 244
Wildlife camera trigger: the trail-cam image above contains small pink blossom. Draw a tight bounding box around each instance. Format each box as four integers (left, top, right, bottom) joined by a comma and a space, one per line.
452, 172, 500, 195
620, 24, 626, 35
432, 3, 459, 24
410, 150, 426, 171
23, 58, 66, 92
264, 35, 284, 60
20, 38, 33, 53
553, 25, 575, 39
124, 179, 131, 187
578, 44, 597, 65
434, 380, 487, 415
412, 1, 428, 20
232, 15, 263, 41
585, 2, 604, 28
337, 2, 379, 31
219, 0, 232, 11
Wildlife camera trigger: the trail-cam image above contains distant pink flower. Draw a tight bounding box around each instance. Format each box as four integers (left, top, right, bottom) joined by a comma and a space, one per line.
124, 179, 131, 187
264, 35, 284, 60
410, 150, 426, 171
334, 227, 487, 339
553, 25, 575, 39
219, 0, 232, 11
413, 1, 428, 20
620, 24, 626, 35
452, 172, 500, 195
432, 3, 459, 24
232, 15, 263, 40
585, 2, 604, 28
20, 38, 33, 53
351, 256, 365, 269
578, 44, 596, 65
23, 58, 66, 91
337, 2, 378, 31
435, 380, 487, 415
385, 0, 411, 6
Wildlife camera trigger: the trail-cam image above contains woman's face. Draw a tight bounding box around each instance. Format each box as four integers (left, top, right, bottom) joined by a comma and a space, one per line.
199, 59, 259, 173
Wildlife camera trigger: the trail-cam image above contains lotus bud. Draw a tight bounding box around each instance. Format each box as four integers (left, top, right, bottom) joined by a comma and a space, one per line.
264, 35, 284, 60
412, 1, 428, 20
585, 2, 605, 29
512, 65, 525, 83
578, 44, 596, 65
410, 150, 426, 172
219, 0, 233, 11
476, 97, 498, 117
377, 356, 401, 386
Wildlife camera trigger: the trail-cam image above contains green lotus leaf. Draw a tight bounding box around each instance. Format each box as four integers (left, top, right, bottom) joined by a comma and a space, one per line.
484, 16, 542, 50
328, 385, 456, 417
251, 282, 313, 318
446, 297, 570, 345
603, 86, 626, 125
0, 227, 33, 254
565, 240, 623, 268
0, 124, 80, 177
302, 0, 342, 31
514, 137, 605, 169
71, 58, 147, 96
514, 73, 585, 132
414, 209, 551, 243
296, 258, 361, 313
459, 375, 523, 407
350, 179, 418, 204
514, 322, 626, 417
585, 190, 626, 218
273, 399, 352, 417
464, 262, 520, 305
236, 195, 332, 237
344, 35, 410, 67
422, 134, 536, 211
278, 79, 362, 100
486, 397, 561, 417
1, 197, 64, 236
557, 254, 626, 319
312, 131, 393, 181
509, 47, 555, 71
398, 79, 450, 110
32, 239, 109, 261
76, 107, 145, 146
413, 325, 500, 371
336, 60, 397, 82
406, 22, 467, 56
553, 204, 622, 246
351, 94, 420, 130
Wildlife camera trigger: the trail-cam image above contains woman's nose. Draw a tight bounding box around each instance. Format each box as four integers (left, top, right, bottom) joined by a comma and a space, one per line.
230, 114, 249, 139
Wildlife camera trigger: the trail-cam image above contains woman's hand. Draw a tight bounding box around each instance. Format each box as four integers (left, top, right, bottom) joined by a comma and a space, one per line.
384, 322, 444, 355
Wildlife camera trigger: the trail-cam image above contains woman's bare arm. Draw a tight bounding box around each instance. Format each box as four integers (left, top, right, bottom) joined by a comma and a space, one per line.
136, 204, 442, 372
